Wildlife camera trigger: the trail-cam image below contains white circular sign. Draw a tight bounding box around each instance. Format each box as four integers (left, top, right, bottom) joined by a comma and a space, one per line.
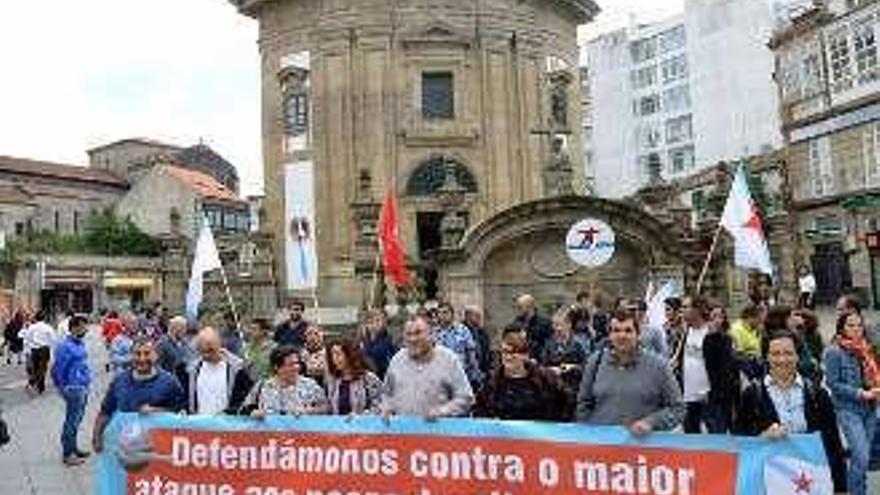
565, 218, 616, 267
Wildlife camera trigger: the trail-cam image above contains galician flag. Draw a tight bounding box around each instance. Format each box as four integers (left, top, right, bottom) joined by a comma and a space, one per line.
185, 215, 223, 324
720, 164, 773, 275
763, 455, 833, 495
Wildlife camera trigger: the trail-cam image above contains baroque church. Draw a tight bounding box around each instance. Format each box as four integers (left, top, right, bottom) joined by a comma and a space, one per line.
231, 0, 696, 327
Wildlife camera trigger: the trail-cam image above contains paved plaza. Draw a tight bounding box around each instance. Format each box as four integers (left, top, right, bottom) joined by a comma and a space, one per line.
0, 315, 878, 494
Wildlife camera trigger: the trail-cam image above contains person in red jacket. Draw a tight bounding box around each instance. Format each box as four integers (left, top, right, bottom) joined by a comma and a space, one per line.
101, 311, 123, 347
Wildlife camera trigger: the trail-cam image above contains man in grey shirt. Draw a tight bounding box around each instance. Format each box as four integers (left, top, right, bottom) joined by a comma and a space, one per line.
382, 316, 474, 420
576, 310, 685, 435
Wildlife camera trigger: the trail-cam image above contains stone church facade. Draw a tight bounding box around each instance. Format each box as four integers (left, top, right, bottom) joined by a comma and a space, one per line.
232, 0, 601, 309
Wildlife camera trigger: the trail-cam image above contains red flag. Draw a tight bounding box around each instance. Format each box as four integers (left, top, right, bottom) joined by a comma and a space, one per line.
378, 186, 412, 286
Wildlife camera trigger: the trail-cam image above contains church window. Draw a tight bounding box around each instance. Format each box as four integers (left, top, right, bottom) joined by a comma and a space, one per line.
422, 71, 455, 119
283, 90, 309, 136
406, 156, 477, 196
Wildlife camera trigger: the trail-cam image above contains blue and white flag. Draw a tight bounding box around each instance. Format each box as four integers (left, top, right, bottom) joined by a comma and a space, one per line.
284, 161, 318, 290
720, 164, 774, 276
185, 216, 222, 324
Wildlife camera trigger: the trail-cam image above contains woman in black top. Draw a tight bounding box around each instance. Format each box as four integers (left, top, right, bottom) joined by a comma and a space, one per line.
476, 332, 567, 421
735, 329, 846, 493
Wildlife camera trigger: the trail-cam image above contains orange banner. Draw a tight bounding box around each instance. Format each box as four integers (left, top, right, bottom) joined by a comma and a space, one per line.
129, 428, 737, 495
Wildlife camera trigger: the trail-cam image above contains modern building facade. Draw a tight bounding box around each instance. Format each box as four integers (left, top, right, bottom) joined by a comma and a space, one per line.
771, 0, 880, 306
584, 0, 783, 198
230, 0, 600, 311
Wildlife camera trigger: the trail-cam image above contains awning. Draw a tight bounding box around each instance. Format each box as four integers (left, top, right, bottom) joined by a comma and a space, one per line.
103, 277, 154, 289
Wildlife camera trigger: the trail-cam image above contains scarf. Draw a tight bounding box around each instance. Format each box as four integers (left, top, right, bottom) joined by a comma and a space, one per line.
837, 335, 880, 388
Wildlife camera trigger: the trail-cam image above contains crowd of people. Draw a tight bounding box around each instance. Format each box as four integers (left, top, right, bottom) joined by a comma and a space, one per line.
1, 291, 880, 494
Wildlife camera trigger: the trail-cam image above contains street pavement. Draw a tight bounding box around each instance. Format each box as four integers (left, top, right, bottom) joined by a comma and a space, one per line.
0, 315, 879, 494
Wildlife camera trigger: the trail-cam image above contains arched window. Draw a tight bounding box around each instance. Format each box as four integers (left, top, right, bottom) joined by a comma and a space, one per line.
405, 156, 477, 196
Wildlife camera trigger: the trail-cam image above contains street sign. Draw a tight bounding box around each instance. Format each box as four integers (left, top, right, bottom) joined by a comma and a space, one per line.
565, 218, 615, 267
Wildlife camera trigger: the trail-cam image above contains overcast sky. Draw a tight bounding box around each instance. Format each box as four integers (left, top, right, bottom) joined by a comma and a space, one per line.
0, 0, 682, 196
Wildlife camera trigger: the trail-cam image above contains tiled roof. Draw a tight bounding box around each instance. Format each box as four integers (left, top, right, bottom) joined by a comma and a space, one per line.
175, 144, 239, 181
0, 155, 128, 187
0, 184, 36, 205
164, 165, 244, 204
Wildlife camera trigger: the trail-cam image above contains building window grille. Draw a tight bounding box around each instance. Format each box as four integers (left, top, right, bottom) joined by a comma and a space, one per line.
663, 85, 691, 113
862, 122, 880, 186
661, 54, 688, 84
853, 20, 879, 84
634, 94, 661, 116
638, 124, 662, 149
828, 29, 853, 93
630, 37, 657, 63
665, 114, 693, 144
422, 71, 455, 119
631, 65, 657, 90
659, 25, 686, 53
808, 137, 834, 197
668, 145, 695, 173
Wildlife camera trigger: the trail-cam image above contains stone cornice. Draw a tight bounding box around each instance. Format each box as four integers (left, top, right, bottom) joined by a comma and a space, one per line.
228, 0, 273, 18
553, 0, 601, 25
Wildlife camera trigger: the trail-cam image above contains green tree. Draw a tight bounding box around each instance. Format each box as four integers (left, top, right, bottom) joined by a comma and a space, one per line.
83, 208, 161, 256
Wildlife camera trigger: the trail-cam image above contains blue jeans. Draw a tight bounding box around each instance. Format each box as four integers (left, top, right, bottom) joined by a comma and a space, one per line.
838, 408, 877, 495
872, 411, 880, 465
60, 386, 88, 458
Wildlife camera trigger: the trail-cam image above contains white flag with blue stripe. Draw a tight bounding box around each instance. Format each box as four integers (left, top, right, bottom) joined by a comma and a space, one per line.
185, 216, 222, 324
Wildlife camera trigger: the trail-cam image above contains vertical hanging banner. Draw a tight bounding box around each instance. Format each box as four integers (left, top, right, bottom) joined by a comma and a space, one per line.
285, 161, 318, 290
98, 414, 833, 495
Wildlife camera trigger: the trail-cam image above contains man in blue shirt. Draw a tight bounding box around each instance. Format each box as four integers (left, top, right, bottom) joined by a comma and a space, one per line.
51, 315, 91, 466
92, 337, 185, 454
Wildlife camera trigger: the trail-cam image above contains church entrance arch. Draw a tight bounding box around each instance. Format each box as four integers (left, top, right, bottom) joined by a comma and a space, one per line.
404, 154, 478, 299
436, 196, 690, 330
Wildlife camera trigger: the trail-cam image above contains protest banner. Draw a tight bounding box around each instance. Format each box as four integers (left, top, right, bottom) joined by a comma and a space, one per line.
97, 413, 832, 495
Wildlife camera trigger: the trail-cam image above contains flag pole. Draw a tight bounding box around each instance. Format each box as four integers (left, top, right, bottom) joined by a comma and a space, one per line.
218, 264, 241, 330
696, 223, 723, 294
367, 250, 381, 310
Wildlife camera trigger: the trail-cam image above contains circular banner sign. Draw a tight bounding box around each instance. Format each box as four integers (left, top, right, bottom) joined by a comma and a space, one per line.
565, 218, 616, 267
